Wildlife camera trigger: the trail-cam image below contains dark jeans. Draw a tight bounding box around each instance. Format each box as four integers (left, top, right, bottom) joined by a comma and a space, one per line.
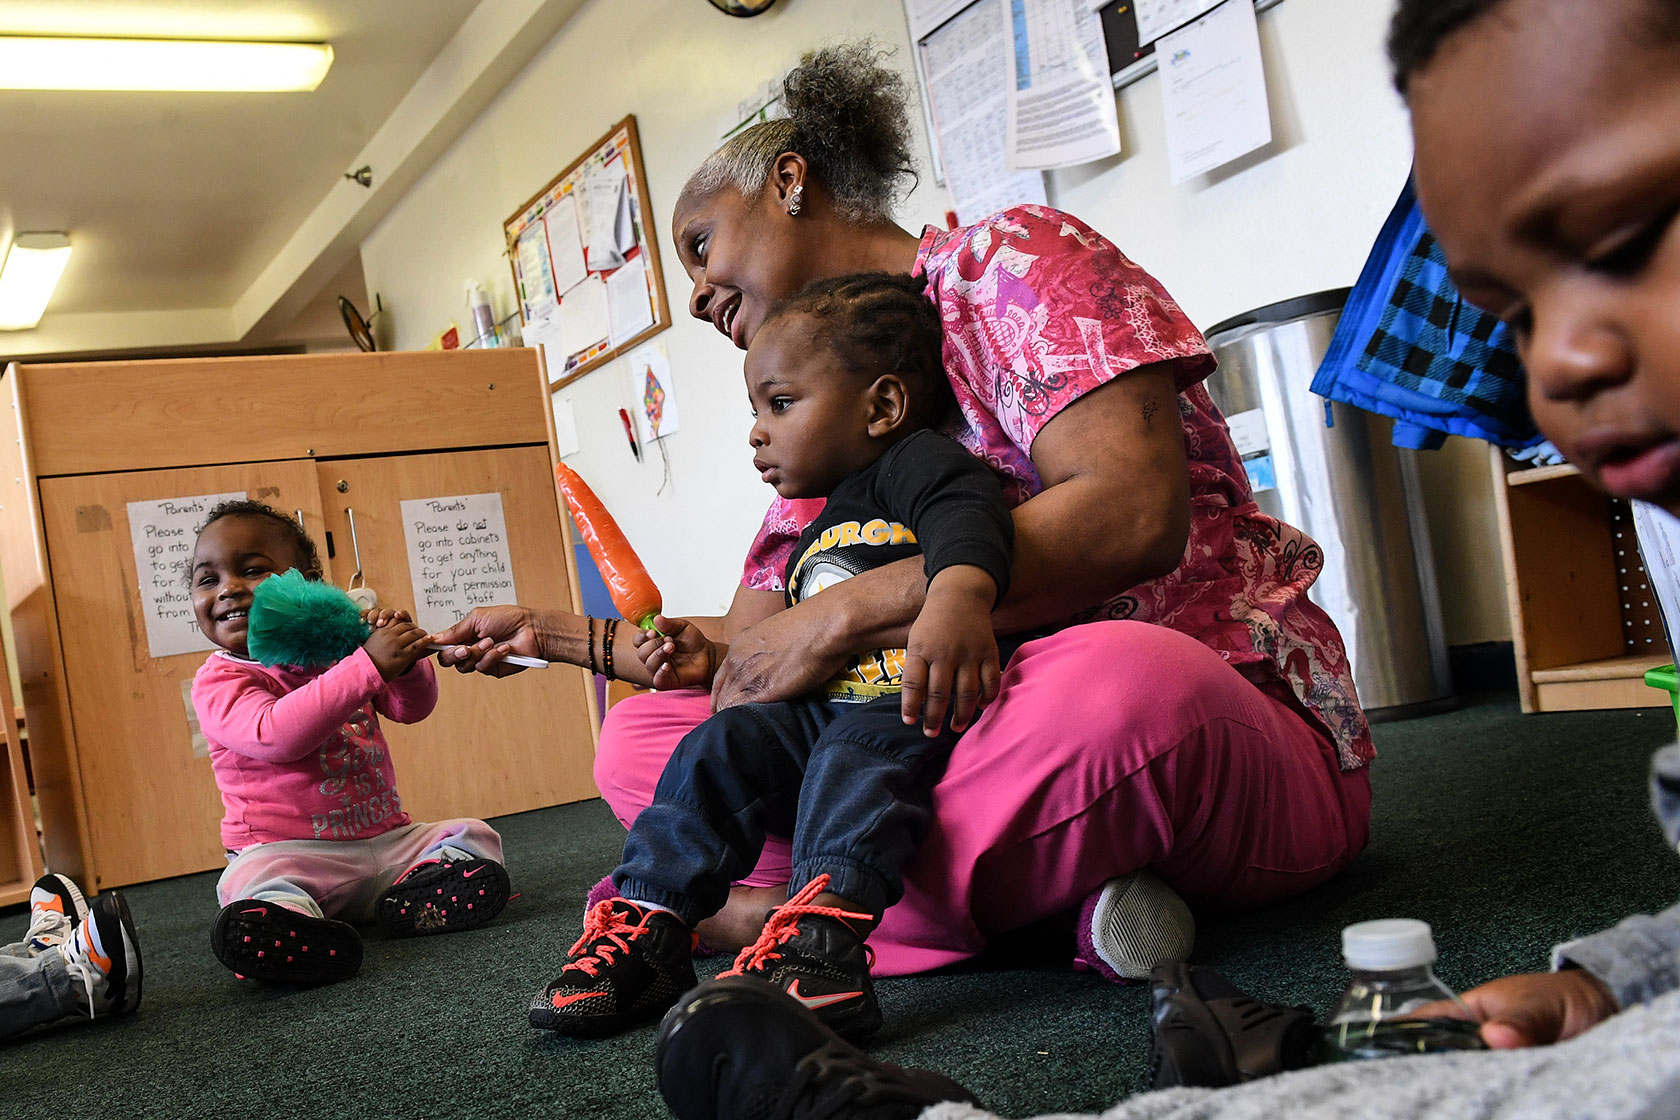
614, 693, 955, 925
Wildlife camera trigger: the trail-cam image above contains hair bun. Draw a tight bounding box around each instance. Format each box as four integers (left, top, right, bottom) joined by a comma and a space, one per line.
782, 42, 917, 220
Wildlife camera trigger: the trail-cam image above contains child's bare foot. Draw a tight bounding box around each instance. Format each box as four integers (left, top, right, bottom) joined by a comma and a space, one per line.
694, 884, 788, 951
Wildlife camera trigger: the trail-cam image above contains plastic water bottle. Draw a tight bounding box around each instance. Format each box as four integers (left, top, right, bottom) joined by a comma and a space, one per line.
466, 281, 497, 347
1321, 919, 1488, 1060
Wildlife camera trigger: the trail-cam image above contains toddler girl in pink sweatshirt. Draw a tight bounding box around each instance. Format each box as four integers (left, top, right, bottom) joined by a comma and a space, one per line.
190, 500, 509, 985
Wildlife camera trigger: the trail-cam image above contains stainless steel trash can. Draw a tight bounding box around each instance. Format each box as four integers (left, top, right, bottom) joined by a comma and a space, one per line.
1204, 290, 1452, 719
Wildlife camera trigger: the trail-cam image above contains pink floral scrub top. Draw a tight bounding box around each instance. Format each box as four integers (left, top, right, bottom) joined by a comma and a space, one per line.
742, 205, 1374, 770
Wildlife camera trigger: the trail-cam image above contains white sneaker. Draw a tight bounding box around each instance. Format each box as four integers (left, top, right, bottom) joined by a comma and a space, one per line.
26, 873, 88, 953
57, 891, 142, 1018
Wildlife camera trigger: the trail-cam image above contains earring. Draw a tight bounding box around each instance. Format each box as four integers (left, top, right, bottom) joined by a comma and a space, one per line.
786, 184, 803, 217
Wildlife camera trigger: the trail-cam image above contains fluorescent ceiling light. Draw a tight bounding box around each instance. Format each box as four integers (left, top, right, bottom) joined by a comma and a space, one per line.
0, 36, 333, 92
0, 234, 73, 331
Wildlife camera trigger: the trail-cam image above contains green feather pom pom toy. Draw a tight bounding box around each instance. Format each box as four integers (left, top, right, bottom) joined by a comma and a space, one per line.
246, 570, 370, 668
246, 569, 549, 670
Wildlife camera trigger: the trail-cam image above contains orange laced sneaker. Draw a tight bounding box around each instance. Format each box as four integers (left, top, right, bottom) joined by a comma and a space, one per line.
529, 897, 697, 1036
719, 875, 882, 1040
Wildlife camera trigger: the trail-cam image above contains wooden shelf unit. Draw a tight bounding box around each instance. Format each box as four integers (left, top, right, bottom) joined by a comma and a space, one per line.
0, 349, 600, 891
1490, 449, 1670, 712
0, 632, 43, 907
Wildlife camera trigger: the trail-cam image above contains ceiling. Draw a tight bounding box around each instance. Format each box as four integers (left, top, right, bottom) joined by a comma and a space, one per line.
0, 0, 585, 359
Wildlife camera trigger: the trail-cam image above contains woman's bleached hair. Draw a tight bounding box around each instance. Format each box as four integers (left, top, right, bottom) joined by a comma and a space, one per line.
679, 41, 918, 223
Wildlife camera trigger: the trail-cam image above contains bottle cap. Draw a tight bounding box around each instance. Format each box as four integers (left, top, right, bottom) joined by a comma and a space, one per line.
1341, 918, 1437, 971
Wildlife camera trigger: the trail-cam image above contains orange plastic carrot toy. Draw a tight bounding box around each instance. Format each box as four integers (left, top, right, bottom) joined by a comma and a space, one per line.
555, 462, 662, 631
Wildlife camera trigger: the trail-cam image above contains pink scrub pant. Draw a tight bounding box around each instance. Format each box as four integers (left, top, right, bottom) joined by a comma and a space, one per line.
594, 621, 1372, 976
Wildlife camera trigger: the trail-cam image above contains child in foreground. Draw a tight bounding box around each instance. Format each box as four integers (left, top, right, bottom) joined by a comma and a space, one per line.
530, 272, 1014, 1039
190, 500, 509, 985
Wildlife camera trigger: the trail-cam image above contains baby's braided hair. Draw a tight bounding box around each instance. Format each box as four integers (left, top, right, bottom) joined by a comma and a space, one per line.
764, 271, 954, 430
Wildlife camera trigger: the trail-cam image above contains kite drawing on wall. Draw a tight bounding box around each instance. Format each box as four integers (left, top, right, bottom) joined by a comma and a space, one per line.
628, 339, 680, 444
642, 364, 666, 437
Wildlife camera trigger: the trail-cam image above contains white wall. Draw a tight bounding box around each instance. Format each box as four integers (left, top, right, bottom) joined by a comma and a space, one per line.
361, 0, 1510, 643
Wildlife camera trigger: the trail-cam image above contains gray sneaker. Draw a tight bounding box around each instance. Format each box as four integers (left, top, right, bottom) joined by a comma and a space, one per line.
58, 891, 142, 1018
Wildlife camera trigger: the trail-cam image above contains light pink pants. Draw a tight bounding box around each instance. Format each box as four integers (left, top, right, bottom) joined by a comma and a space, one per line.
217, 818, 504, 924
595, 621, 1372, 976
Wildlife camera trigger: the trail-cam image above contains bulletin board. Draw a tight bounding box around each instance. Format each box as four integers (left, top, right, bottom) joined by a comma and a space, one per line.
504, 114, 671, 391
1096, 0, 1285, 90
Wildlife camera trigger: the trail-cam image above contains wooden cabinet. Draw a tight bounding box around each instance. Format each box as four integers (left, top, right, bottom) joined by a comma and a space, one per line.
0, 349, 599, 890
1490, 447, 1669, 712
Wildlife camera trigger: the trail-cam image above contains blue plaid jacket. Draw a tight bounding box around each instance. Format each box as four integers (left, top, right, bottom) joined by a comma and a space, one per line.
1311, 177, 1538, 451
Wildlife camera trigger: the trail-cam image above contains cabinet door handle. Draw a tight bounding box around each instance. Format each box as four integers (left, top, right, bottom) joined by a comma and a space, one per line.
345, 506, 366, 591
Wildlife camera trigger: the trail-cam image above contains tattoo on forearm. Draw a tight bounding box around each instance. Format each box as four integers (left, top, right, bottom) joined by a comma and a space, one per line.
1142, 397, 1160, 425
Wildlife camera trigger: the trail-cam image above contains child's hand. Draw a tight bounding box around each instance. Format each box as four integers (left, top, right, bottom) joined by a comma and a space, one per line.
361, 607, 413, 628
901, 566, 1001, 737
1417, 970, 1620, 1050
363, 619, 433, 681
633, 615, 723, 690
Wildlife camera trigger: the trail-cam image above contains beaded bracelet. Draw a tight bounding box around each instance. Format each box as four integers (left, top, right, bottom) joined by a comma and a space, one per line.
585, 615, 598, 675
602, 617, 618, 681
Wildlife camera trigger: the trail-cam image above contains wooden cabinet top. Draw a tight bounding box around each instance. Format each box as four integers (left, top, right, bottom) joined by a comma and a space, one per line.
3, 348, 548, 477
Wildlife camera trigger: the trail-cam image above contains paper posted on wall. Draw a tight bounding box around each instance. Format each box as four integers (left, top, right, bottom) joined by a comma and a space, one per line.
129, 491, 250, 659
401, 493, 519, 636
1128, 0, 1226, 45
904, 0, 976, 39
627, 339, 681, 443
1004, 0, 1121, 171
585, 163, 629, 272
918, 0, 1048, 224
1158, 0, 1271, 184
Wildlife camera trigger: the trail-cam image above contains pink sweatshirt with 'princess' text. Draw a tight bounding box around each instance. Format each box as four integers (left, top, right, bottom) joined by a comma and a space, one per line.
192, 648, 437, 850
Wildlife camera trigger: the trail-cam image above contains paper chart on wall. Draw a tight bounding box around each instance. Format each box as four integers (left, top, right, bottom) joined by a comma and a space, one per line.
544, 194, 589, 297
559, 273, 611, 358
585, 162, 629, 272
128, 491, 248, 659
606, 255, 655, 347
904, 0, 976, 39
920, 0, 1047, 224
1004, 0, 1122, 170
401, 493, 519, 636
1128, 0, 1225, 45
516, 223, 560, 323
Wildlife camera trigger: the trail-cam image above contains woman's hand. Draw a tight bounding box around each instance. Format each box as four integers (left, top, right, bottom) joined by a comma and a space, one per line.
430, 605, 543, 677
1423, 970, 1619, 1049
634, 615, 724, 690
901, 566, 1002, 736
712, 598, 850, 710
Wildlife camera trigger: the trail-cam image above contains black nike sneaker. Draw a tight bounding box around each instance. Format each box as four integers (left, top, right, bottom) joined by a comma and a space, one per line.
211, 898, 363, 985
529, 898, 697, 1036
377, 857, 510, 937
658, 976, 980, 1120
718, 874, 882, 1040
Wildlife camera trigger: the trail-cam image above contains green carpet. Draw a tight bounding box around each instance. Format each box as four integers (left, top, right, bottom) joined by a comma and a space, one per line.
3, 694, 1677, 1118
